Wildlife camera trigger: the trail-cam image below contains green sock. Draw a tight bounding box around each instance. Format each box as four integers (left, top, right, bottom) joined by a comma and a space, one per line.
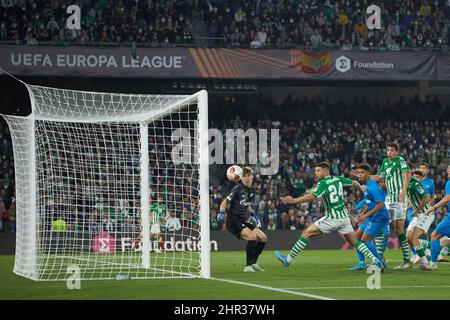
421, 239, 430, 250
415, 246, 428, 263
289, 236, 309, 260
441, 246, 450, 256
415, 246, 425, 257
398, 233, 410, 261
356, 240, 375, 261
375, 234, 385, 255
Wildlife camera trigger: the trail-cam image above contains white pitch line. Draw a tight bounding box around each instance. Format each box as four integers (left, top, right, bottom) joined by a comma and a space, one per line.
208, 277, 336, 300
283, 285, 450, 290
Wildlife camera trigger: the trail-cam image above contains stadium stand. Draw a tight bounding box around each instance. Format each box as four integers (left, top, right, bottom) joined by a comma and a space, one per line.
1, 0, 450, 48
3, 92, 448, 234
201, 0, 450, 49
0, 0, 194, 46
208, 93, 450, 231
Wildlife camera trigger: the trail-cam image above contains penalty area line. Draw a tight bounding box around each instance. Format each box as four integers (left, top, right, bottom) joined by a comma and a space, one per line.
207, 277, 336, 300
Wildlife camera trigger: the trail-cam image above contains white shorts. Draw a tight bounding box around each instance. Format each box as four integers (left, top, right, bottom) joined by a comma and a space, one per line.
386, 201, 406, 220
314, 216, 354, 235
150, 224, 161, 234
441, 236, 450, 246
407, 213, 435, 233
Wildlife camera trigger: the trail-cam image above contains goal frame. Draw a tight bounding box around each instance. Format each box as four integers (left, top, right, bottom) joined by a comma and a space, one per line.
2, 85, 210, 281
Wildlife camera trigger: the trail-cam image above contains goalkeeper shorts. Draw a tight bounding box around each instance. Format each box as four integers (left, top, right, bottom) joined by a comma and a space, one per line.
227, 216, 256, 239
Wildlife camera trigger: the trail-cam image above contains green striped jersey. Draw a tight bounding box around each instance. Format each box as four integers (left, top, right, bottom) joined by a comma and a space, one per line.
150, 203, 167, 225
312, 176, 354, 220
377, 156, 410, 203
407, 177, 431, 215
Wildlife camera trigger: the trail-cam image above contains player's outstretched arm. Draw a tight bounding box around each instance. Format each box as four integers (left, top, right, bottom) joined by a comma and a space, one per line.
370, 175, 382, 182
426, 195, 450, 215
363, 201, 384, 218
411, 195, 431, 217
217, 199, 230, 221
280, 193, 317, 204
219, 198, 229, 212
399, 171, 411, 202
356, 201, 385, 225
352, 180, 364, 193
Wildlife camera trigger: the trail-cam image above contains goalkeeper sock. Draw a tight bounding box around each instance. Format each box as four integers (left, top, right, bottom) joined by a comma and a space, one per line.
398, 233, 410, 261
288, 236, 309, 262
431, 240, 441, 263
246, 241, 258, 266
253, 241, 266, 264
256, 241, 266, 256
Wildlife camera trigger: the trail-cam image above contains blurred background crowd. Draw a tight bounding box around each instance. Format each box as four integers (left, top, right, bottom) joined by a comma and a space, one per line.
1, 0, 450, 49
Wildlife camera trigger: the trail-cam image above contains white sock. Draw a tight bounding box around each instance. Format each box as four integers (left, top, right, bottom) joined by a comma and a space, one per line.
287, 255, 294, 263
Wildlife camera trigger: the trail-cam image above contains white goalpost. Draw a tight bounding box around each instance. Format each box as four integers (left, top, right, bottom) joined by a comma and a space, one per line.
1, 84, 210, 281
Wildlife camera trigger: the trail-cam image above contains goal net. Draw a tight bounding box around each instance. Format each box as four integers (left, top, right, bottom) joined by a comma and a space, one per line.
1, 84, 210, 281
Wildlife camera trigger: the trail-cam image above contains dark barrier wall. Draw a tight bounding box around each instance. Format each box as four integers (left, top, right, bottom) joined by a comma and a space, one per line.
0, 233, 15, 254
0, 231, 400, 255
0, 45, 445, 80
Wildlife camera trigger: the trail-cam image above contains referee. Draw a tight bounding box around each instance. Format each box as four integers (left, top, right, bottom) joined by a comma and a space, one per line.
218, 167, 267, 272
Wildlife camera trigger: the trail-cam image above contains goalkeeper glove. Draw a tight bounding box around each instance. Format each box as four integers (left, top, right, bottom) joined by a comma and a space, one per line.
250, 211, 261, 228
217, 211, 225, 222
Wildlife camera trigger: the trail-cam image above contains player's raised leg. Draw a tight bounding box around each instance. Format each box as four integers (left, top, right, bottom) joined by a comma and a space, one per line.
275, 223, 321, 267
350, 225, 367, 270
408, 227, 430, 269
345, 231, 383, 269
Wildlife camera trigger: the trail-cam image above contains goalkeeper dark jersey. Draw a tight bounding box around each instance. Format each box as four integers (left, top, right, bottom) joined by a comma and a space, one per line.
226, 183, 255, 220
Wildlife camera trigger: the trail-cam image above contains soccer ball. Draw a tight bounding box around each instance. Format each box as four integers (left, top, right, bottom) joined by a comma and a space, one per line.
226, 165, 243, 182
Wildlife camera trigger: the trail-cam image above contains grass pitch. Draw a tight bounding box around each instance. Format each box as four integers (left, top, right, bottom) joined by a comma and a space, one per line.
1, 249, 449, 300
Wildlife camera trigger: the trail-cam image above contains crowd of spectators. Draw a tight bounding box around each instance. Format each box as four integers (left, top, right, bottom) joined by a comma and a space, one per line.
202, 0, 450, 49
0, 0, 194, 46
33, 120, 200, 240
2, 0, 450, 49
208, 93, 450, 233
0, 93, 449, 237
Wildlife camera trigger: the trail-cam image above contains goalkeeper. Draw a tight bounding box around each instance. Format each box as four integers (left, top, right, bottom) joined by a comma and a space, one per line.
218, 166, 267, 272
